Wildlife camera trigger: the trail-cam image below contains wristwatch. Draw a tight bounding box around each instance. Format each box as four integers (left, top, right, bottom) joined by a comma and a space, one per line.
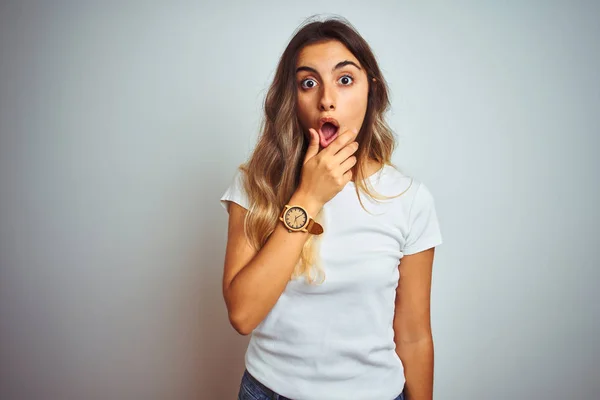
279, 205, 323, 235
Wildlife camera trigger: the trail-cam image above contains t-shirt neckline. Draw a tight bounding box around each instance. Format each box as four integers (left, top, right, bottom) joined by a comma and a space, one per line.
347, 164, 388, 187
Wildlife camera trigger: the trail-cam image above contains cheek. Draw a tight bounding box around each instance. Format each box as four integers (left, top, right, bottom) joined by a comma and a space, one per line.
358, 85, 369, 112
296, 95, 314, 126
342, 88, 369, 120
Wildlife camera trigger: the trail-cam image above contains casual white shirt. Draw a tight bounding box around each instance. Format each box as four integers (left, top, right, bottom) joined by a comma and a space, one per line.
220, 164, 443, 400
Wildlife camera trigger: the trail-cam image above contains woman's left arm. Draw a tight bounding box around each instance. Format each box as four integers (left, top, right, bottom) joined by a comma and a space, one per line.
393, 247, 436, 400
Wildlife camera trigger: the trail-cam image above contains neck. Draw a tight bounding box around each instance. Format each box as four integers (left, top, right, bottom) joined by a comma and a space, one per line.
353, 159, 384, 182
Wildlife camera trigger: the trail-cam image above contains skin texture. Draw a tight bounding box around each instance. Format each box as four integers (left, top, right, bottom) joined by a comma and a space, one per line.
394, 248, 436, 400
295, 40, 369, 150
222, 126, 360, 336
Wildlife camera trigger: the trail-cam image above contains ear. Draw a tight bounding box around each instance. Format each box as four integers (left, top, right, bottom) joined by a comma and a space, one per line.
368, 76, 377, 95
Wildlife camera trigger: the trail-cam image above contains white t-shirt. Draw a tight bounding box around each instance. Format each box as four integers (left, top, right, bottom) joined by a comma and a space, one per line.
220, 164, 443, 400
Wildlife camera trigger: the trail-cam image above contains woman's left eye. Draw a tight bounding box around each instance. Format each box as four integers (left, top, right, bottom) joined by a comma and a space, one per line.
338, 75, 354, 85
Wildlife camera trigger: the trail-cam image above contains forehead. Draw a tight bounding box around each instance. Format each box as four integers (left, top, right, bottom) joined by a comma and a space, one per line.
296, 40, 360, 69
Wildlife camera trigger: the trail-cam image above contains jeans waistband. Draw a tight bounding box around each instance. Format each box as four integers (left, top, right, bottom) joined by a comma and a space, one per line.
244, 370, 293, 400
244, 369, 404, 400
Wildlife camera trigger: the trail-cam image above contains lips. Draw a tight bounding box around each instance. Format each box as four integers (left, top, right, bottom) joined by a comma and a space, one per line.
318, 117, 340, 148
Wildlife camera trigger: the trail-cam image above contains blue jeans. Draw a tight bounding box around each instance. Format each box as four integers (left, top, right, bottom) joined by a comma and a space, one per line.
238, 369, 405, 400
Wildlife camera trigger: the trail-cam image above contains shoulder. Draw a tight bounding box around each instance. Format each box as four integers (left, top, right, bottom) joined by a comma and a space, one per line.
375, 164, 441, 220
220, 166, 251, 212
377, 164, 420, 201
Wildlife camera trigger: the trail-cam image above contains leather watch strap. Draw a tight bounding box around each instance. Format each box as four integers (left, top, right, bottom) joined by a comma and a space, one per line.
306, 218, 324, 235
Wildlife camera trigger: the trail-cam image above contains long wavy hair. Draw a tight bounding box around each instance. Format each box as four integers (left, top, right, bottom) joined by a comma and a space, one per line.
238, 16, 410, 284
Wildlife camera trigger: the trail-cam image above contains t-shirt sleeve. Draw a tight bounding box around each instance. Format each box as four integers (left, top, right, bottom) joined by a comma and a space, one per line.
402, 182, 443, 255
220, 169, 251, 212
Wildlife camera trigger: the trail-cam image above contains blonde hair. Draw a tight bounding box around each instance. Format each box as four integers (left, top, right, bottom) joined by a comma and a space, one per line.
239, 16, 408, 284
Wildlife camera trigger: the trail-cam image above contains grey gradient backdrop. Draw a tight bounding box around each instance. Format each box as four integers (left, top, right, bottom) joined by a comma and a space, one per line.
1, 1, 598, 399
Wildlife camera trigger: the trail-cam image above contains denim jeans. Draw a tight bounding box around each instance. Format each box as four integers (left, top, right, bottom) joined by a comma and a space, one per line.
237, 369, 405, 400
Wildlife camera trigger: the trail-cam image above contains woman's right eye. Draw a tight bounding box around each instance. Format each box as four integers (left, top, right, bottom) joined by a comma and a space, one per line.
300, 78, 318, 89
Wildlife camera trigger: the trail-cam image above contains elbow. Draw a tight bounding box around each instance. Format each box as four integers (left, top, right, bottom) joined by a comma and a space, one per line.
224, 286, 258, 335
228, 309, 255, 336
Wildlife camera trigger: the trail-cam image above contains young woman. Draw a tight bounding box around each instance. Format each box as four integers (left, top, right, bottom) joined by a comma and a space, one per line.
220, 16, 443, 400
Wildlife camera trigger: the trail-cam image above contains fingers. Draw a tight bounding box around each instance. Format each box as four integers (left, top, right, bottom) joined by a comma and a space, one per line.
342, 168, 353, 183
338, 154, 357, 175
304, 128, 320, 164
333, 140, 359, 165
325, 126, 359, 155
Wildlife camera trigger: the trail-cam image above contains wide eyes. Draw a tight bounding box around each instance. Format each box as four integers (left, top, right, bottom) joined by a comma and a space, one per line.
299, 75, 354, 90
301, 78, 318, 89
339, 75, 353, 85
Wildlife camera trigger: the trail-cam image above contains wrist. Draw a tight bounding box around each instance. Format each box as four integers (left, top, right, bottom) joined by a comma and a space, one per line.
288, 190, 323, 217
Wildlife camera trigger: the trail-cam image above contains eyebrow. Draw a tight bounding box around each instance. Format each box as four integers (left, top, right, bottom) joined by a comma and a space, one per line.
296, 60, 362, 75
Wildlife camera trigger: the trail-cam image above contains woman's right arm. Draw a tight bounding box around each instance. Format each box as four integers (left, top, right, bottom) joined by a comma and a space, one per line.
222, 127, 358, 335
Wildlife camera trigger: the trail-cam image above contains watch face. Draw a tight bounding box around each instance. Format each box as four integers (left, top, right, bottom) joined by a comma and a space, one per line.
284, 206, 308, 230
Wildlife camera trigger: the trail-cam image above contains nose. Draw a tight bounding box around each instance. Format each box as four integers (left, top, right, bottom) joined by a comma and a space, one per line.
319, 84, 335, 111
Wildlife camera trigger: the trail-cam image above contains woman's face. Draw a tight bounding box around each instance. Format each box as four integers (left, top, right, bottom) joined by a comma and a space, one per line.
295, 40, 369, 149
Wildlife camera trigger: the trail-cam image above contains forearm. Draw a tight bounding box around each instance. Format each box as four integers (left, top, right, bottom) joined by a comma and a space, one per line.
395, 337, 434, 400
226, 191, 322, 335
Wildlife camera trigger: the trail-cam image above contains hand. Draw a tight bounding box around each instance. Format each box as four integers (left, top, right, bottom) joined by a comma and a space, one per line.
296, 126, 360, 208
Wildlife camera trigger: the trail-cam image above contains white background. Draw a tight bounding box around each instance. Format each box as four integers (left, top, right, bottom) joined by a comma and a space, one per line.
1, 1, 598, 399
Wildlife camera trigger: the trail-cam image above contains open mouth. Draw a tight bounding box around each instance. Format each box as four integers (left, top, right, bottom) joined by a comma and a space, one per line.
318, 118, 340, 148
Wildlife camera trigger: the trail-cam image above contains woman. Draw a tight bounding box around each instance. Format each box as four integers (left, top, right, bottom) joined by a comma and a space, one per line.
220, 16, 443, 400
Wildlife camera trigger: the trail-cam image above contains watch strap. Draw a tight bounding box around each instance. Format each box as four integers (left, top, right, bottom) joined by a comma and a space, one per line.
306, 218, 324, 235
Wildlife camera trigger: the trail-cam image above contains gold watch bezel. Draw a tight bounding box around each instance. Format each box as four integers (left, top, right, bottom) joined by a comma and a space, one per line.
280, 205, 310, 232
